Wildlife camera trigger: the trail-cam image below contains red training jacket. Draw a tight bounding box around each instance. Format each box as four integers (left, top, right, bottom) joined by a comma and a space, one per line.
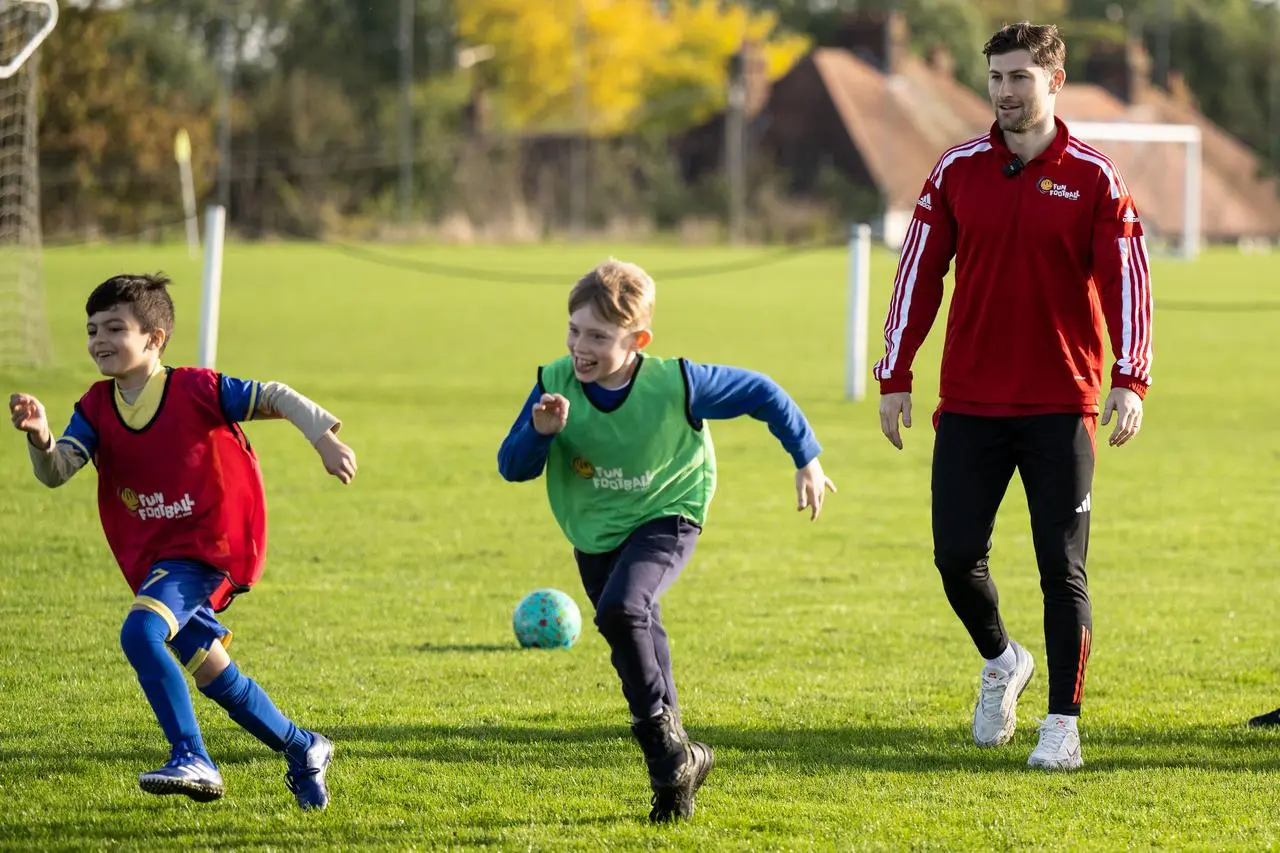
77, 367, 267, 611
873, 118, 1153, 416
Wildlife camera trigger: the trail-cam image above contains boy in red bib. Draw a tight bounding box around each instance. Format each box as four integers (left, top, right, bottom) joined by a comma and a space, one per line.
8, 273, 357, 809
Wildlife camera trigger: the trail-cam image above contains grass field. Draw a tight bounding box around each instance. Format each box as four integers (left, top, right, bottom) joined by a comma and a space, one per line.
1, 240, 1278, 851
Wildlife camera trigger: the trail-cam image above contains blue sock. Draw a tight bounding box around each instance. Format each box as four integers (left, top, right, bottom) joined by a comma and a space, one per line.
199, 661, 312, 763
119, 610, 211, 764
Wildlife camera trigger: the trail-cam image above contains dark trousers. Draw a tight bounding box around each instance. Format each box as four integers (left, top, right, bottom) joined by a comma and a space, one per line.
574, 515, 701, 722
932, 412, 1096, 716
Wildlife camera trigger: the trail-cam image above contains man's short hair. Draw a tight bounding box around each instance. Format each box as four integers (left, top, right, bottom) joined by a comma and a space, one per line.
568, 259, 656, 330
983, 22, 1067, 71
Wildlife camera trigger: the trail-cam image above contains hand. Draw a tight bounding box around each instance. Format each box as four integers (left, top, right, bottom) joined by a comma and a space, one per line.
9, 393, 51, 447
531, 393, 569, 435
795, 457, 837, 521
1100, 387, 1143, 447
314, 430, 357, 484
879, 392, 912, 450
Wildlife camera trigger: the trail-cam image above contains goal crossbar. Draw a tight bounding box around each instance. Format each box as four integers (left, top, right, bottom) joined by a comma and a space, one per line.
1069, 120, 1202, 260
0, 0, 57, 80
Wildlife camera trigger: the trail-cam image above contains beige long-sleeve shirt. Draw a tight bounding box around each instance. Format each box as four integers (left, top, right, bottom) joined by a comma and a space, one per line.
27, 375, 340, 488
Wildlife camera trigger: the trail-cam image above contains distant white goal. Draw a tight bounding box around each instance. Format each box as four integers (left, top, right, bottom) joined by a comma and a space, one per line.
1069, 120, 1202, 261
0, 0, 58, 368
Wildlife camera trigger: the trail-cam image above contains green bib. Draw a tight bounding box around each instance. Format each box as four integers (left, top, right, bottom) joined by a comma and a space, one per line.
540, 354, 716, 554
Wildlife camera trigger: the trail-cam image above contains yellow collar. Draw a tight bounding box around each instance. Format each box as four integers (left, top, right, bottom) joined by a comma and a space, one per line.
114, 364, 168, 430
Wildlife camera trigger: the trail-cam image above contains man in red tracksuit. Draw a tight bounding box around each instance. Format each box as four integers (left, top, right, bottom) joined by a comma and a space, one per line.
874, 22, 1153, 770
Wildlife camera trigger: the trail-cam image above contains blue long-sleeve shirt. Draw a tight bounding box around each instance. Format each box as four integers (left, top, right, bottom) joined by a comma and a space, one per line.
497, 359, 821, 482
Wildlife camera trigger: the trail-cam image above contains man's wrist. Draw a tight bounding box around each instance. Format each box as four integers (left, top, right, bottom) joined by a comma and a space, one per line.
879, 377, 912, 395
1110, 376, 1148, 400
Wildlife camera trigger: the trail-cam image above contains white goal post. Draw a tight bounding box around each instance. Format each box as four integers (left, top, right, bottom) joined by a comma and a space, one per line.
0, 0, 56, 80
1069, 120, 1202, 261
0, 0, 59, 368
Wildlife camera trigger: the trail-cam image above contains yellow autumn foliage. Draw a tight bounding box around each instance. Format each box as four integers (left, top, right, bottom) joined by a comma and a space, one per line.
457, 0, 811, 135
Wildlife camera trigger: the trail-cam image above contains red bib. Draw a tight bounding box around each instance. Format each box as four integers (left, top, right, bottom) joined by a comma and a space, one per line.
78, 367, 267, 611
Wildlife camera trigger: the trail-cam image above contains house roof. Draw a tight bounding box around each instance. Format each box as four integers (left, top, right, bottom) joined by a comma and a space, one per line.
810, 47, 990, 210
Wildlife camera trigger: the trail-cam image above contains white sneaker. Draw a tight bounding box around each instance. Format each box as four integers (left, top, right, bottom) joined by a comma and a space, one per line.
1027, 716, 1084, 770
971, 641, 1035, 747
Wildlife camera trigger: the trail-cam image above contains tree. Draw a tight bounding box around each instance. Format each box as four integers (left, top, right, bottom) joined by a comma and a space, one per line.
39, 4, 219, 236
643, 0, 811, 130
457, 0, 810, 135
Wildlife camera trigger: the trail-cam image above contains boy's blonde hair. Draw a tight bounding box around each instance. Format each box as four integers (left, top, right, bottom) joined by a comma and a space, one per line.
568, 258, 655, 330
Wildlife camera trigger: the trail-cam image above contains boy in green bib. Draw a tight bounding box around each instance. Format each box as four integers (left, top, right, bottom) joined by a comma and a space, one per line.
498, 258, 835, 822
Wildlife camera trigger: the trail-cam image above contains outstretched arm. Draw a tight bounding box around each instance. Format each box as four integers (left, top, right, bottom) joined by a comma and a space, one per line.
682, 360, 821, 468
220, 376, 341, 441
682, 361, 835, 519
497, 384, 557, 482
220, 375, 356, 483
10, 394, 94, 488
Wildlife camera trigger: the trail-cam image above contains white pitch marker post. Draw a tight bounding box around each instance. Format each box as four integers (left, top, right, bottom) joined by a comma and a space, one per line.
174, 129, 200, 259
197, 204, 227, 370
845, 223, 872, 401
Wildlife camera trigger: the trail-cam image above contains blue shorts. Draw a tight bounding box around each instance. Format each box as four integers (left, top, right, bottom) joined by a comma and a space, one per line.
133, 560, 233, 674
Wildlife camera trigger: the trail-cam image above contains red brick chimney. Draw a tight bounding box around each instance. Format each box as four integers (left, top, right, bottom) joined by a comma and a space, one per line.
464, 82, 491, 137
928, 43, 955, 78
832, 10, 910, 76
1165, 70, 1198, 109
740, 39, 771, 118
1082, 37, 1151, 104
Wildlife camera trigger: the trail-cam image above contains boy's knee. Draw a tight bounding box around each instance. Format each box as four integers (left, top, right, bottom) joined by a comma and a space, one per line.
119, 608, 172, 661
594, 601, 648, 635
191, 640, 232, 688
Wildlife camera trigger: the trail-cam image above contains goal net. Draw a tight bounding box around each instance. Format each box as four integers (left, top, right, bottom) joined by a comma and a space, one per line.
0, 0, 57, 368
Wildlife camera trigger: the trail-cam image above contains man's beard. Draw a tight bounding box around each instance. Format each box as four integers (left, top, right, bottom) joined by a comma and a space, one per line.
996, 104, 1038, 133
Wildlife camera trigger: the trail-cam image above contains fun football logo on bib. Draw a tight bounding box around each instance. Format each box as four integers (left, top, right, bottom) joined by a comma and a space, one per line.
119, 487, 196, 521
590, 467, 655, 492
569, 457, 652, 491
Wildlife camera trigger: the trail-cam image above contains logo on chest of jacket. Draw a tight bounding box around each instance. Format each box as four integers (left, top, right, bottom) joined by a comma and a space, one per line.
1038, 176, 1080, 200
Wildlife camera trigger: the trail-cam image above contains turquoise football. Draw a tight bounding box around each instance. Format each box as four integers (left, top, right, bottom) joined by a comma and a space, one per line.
512, 588, 582, 649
